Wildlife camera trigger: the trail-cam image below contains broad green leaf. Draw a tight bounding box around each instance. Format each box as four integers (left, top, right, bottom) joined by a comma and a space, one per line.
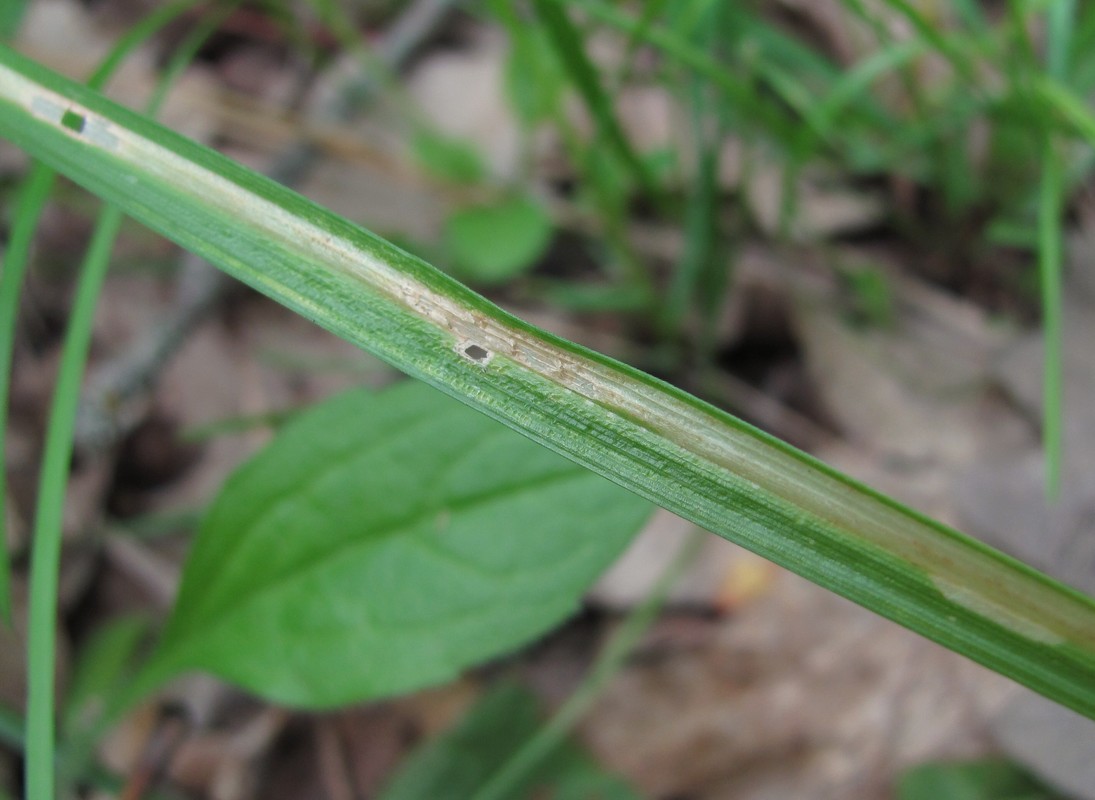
445, 195, 553, 284
145, 383, 651, 707
897, 759, 1059, 800
378, 683, 640, 800
412, 130, 487, 185
4, 47, 1095, 720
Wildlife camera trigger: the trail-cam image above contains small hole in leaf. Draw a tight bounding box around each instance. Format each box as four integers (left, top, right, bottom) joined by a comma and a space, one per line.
464, 344, 490, 362
61, 110, 86, 133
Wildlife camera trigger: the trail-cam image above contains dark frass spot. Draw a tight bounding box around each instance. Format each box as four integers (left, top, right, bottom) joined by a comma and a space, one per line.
463, 344, 490, 362
61, 109, 86, 133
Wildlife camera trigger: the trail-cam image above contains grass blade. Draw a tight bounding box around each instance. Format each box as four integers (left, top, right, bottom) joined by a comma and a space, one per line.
20, 8, 232, 796
1037, 0, 1076, 500
0, 0, 204, 623
1037, 140, 1064, 500
662, 8, 722, 337
1034, 76, 1095, 145
3, 46, 1095, 720
531, 0, 661, 202
0, 1, 27, 40
565, 0, 800, 147
469, 529, 705, 800
1047, 0, 1076, 80
874, 0, 977, 83
0, 8, 210, 631
0, 163, 54, 625
25, 207, 124, 800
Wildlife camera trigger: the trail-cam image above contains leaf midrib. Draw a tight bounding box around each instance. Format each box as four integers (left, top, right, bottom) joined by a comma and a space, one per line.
163, 464, 597, 654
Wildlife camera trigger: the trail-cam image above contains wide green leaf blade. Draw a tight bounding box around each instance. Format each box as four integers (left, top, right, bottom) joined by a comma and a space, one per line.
2, 46, 1095, 718
145, 383, 650, 707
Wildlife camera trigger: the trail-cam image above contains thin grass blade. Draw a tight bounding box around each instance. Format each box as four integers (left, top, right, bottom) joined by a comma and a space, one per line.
531, 0, 660, 201
1038, 0, 1077, 499
0, 0, 205, 624
0, 1, 27, 40
19, 8, 235, 796
0, 164, 54, 624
